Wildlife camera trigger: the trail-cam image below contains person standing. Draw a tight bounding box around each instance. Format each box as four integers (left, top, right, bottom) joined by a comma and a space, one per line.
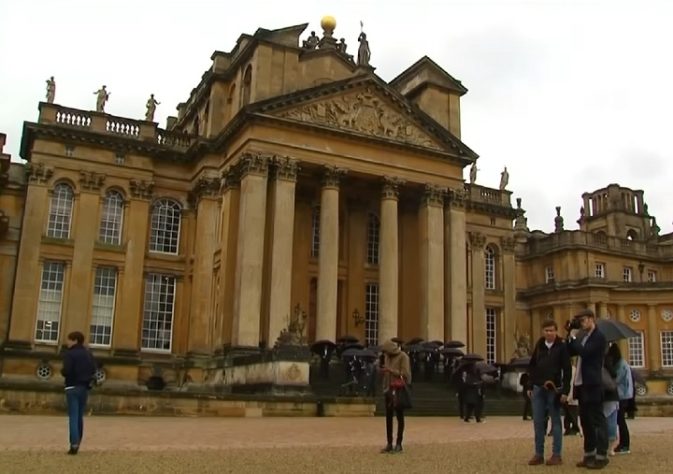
610, 344, 633, 454
567, 309, 609, 469
520, 371, 532, 420
563, 363, 581, 436
526, 320, 571, 466
61, 331, 96, 455
379, 339, 411, 454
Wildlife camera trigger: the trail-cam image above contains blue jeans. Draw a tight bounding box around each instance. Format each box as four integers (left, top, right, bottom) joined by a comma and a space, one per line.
65, 386, 88, 447
532, 385, 562, 456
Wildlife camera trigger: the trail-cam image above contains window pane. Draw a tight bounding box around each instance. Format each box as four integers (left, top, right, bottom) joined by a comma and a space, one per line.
366, 213, 379, 265
35, 262, 65, 342
149, 199, 181, 254
486, 308, 497, 364
141, 274, 176, 351
99, 191, 124, 245
47, 184, 73, 238
627, 331, 645, 368
364, 283, 379, 347
311, 206, 320, 258
485, 247, 495, 290
90, 267, 117, 346
661, 331, 673, 368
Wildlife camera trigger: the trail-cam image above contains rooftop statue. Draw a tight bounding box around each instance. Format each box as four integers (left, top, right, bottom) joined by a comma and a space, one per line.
357, 26, 371, 67
145, 94, 161, 122
302, 31, 319, 49
499, 166, 509, 190
93, 85, 110, 112
45, 76, 55, 103
469, 162, 477, 184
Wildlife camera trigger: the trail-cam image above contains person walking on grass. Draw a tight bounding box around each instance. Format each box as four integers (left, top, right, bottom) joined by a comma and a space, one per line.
61, 331, 96, 455
527, 319, 572, 466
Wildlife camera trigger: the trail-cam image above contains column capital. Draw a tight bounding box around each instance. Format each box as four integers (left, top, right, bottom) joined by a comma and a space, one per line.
25, 162, 54, 185
273, 156, 299, 182
129, 179, 154, 200
382, 176, 404, 200
221, 167, 241, 192
189, 174, 220, 205
422, 183, 445, 207
500, 235, 516, 253
446, 186, 467, 208
321, 165, 347, 189
469, 231, 487, 250
237, 152, 270, 178
79, 169, 106, 191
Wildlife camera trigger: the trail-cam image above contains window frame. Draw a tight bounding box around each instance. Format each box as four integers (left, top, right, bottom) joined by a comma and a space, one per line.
149, 199, 182, 255
99, 190, 124, 245
595, 262, 606, 279
627, 331, 645, 368
141, 273, 177, 353
364, 282, 379, 347
484, 246, 496, 290
89, 266, 118, 348
661, 331, 673, 368
485, 307, 497, 364
623, 266, 633, 282
46, 183, 74, 239
366, 212, 380, 265
34, 261, 66, 344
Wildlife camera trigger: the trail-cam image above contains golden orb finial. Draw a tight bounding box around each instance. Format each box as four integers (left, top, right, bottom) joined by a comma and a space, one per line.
320, 15, 336, 35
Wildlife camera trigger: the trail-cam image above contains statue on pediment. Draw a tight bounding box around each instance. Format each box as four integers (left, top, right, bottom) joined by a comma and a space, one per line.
337, 38, 347, 53
46, 76, 56, 103
499, 166, 509, 190
302, 31, 319, 49
94, 85, 110, 112
357, 31, 371, 67
145, 94, 161, 121
469, 162, 477, 184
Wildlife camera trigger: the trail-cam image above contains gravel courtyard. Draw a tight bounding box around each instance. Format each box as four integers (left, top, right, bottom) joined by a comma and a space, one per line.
1, 415, 671, 473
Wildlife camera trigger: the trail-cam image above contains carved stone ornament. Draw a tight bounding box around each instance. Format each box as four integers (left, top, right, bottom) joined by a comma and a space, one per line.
382, 176, 404, 200
220, 167, 241, 191
237, 152, 270, 178
321, 165, 347, 188
129, 179, 154, 200
25, 162, 54, 184
469, 231, 487, 249
447, 186, 467, 208
500, 235, 516, 253
273, 156, 299, 182
190, 175, 220, 202
276, 87, 442, 151
79, 170, 106, 191
422, 184, 445, 206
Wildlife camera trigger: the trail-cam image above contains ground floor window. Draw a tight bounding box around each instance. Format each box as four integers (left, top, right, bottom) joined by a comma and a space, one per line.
661, 331, 673, 368
141, 273, 176, 351
486, 307, 497, 364
627, 331, 645, 368
364, 283, 379, 347
90, 267, 117, 346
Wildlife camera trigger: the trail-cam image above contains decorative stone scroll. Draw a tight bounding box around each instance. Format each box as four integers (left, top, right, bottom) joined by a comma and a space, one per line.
25, 163, 54, 184
446, 186, 467, 208
500, 236, 516, 253
220, 167, 241, 192
422, 184, 445, 207
321, 165, 347, 189
469, 231, 487, 250
273, 156, 299, 182
79, 170, 106, 191
381, 176, 404, 200
129, 179, 154, 200
236, 152, 270, 178
190, 175, 220, 204
276, 87, 442, 151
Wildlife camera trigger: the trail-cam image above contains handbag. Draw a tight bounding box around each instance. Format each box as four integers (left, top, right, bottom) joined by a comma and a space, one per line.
601, 367, 617, 392
389, 376, 412, 410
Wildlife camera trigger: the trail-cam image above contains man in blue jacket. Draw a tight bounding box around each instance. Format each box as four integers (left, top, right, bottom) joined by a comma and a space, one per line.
526, 319, 571, 466
567, 309, 609, 469
61, 331, 96, 455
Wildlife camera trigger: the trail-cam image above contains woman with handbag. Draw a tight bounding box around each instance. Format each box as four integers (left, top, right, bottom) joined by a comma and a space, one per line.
379, 339, 412, 454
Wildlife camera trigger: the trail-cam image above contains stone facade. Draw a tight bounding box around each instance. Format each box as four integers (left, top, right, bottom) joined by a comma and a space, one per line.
0, 20, 671, 398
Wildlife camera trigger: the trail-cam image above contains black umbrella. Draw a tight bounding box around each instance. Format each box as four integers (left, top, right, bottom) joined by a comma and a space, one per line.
462, 353, 485, 362
406, 337, 424, 345
310, 340, 336, 357
341, 348, 361, 359
476, 361, 499, 374
356, 349, 378, 360
508, 356, 531, 368
404, 343, 426, 353
441, 347, 464, 357
596, 319, 639, 342
422, 341, 441, 350
391, 337, 405, 344
444, 340, 466, 349
342, 342, 364, 351
429, 340, 445, 347
337, 335, 359, 344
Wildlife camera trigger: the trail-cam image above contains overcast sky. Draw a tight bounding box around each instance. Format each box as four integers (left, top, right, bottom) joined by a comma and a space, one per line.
1, 0, 670, 233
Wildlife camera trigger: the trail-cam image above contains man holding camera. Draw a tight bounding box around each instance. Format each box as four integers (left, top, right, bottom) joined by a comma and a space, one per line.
527, 320, 571, 466
567, 309, 609, 469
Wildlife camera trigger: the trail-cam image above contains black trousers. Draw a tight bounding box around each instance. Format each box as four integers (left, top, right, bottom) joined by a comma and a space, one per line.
385, 393, 405, 446
522, 393, 531, 419
616, 402, 630, 449
578, 392, 608, 458
563, 404, 580, 432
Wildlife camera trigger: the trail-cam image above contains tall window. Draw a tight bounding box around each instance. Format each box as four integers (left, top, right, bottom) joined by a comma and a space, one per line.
241, 65, 252, 106
647, 270, 657, 283
366, 213, 380, 265
545, 266, 555, 283
595, 263, 605, 279
485, 246, 496, 290
365, 283, 379, 347
141, 274, 176, 351
99, 190, 124, 245
47, 183, 73, 238
310, 206, 320, 258
623, 266, 633, 282
661, 331, 673, 368
149, 199, 181, 254
627, 331, 645, 368
90, 267, 117, 346
35, 262, 65, 343
486, 308, 497, 364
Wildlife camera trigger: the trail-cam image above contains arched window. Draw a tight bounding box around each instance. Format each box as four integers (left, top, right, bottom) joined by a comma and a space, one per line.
149, 199, 182, 254
241, 65, 252, 106
366, 212, 380, 264
626, 229, 638, 241
310, 205, 320, 258
99, 190, 124, 245
485, 245, 496, 290
47, 183, 74, 238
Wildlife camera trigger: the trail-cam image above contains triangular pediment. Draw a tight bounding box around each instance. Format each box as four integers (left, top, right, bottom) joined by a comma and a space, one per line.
249, 76, 476, 159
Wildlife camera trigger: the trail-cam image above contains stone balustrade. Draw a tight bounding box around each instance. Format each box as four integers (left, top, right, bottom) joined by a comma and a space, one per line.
467, 183, 512, 207
38, 102, 195, 150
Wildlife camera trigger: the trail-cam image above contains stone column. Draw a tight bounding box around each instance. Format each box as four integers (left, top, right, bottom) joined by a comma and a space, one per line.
7, 166, 54, 347
501, 236, 516, 360
316, 166, 346, 342
232, 153, 269, 348
419, 184, 445, 341
268, 157, 298, 346
444, 188, 467, 343
647, 305, 659, 371
63, 171, 106, 341
378, 177, 402, 343
615, 304, 628, 355
597, 302, 608, 319
469, 231, 486, 353
114, 179, 153, 354
187, 175, 221, 355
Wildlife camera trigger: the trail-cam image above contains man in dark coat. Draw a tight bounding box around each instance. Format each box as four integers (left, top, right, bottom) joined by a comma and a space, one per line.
61, 331, 96, 455
526, 320, 571, 466
567, 309, 609, 469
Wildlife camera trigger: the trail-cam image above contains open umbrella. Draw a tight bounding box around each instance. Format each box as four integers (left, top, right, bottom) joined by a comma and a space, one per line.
422, 341, 441, 350
342, 342, 364, 351
441, 347, 464, 357
404, 343, 426, 353
406, 337, 424, 345
476, 361, 499, 374
508, 356, 531, 368
429, 340, 445, 347
356, 349, 378, 360
341, 348, 361, 359
462, 353, 484, 362
444, 340, 466, 349
310, 340, 336, 357
596, 319, 638, 342
391, 337, 405, 344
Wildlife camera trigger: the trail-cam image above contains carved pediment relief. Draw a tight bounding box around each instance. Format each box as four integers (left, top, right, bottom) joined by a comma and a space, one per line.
274, 87, 443, 151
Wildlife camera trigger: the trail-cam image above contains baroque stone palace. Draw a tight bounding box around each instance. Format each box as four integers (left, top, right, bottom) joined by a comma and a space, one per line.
0, 18, 672, 396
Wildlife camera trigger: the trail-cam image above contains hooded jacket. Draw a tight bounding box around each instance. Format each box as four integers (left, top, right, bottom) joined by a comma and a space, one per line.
380, 340, 411, 391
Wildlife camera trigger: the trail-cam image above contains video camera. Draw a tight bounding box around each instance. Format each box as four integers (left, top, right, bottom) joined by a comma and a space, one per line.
564, 318, 582, 331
